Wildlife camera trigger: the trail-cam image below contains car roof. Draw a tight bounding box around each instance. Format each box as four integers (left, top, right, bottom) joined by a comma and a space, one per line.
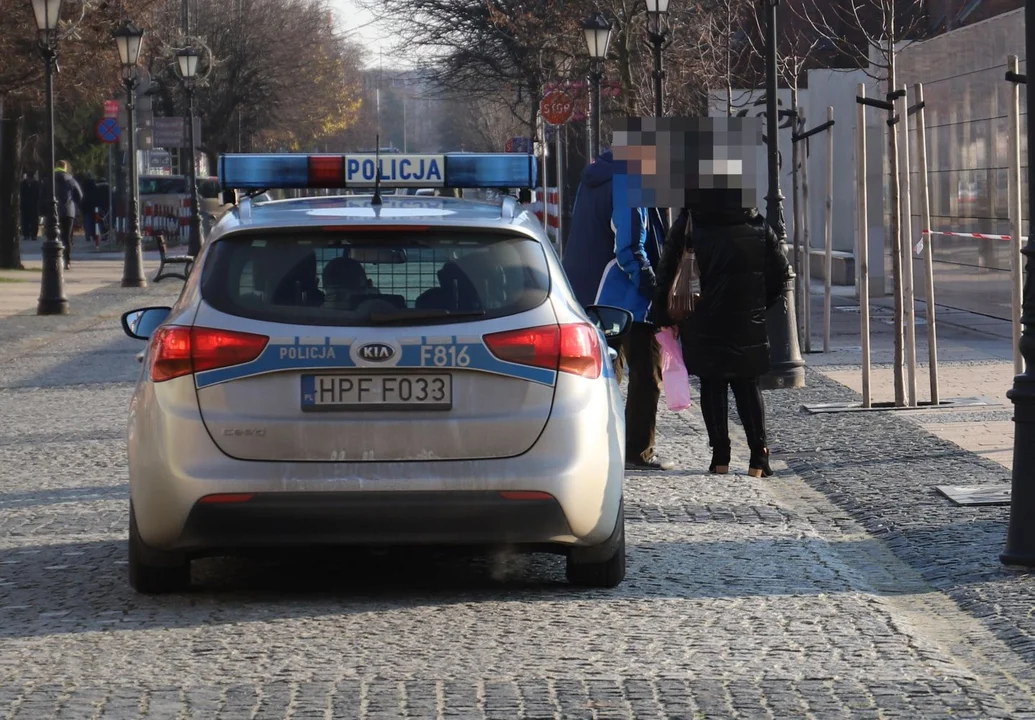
207, 194, 548, 241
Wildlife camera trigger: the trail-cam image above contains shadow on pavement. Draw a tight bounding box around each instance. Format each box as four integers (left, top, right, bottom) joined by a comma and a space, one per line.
0, 523, 1020, 640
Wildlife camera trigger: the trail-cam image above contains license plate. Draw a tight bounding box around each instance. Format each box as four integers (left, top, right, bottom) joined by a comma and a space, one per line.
301, 373, 452, 411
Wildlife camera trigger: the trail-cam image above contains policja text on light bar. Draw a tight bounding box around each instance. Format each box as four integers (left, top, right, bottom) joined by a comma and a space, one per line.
345, 155, 443, 186
218, 153, 538, 191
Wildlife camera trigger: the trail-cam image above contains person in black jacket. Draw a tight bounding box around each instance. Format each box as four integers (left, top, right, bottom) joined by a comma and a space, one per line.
651, 193, 791, 478
53, 161, 83, 269
19, 172, 41, 243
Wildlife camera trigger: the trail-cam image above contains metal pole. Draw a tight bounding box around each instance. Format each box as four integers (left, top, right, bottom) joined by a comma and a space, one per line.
914, 82, 940, 404
760, 0, 805, 389
590, 65, 602, 161
791, 92, 803, 348
107, 143, 114, 244
556, 123, 564, 256
186, 85, 203, 259
121, 72, 146, 288
651, 32, 664, 117
1008, 57, 1025, 376
857, 84, 871, 408
898, 86, 918, 406
823, 105, 834, 352
37, 40, 69, 315
541, 120, 550, 248
1001, 0, 1035, 567
801, 108, 812, 353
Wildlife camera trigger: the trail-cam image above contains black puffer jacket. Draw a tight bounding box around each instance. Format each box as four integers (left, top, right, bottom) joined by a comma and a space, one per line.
651, 205, 791, 379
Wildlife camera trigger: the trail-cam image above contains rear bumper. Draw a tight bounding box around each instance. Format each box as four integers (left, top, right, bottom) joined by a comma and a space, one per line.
172, 491, 572, 554
129, 373, 625, 551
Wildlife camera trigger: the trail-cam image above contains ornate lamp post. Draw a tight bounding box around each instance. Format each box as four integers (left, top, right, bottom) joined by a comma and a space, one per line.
30, 0, 69, 315
645, 0, 670, 118
113, 20, 147, 288
1001, 0, 1035, 567
759, 0, 805, 390
176, 47, 204, 258
582, 12, 613, 161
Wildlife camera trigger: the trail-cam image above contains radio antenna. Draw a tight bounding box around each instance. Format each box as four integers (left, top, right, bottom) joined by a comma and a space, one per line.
372, 48, 384, 206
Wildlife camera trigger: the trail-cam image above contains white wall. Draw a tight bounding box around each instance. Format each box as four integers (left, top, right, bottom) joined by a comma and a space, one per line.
708, 88, 800, 220
802, 70, 869, 256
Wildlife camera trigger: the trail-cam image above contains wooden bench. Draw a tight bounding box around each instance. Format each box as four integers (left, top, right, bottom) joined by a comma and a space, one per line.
153, 234, 194, 282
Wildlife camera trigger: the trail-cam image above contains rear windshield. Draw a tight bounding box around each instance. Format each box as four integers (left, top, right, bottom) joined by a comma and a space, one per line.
139, 177, 187, 195
200, 231, 550, 326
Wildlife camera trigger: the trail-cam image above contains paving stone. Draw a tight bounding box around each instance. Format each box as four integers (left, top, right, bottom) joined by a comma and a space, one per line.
0, 282, 1032, 718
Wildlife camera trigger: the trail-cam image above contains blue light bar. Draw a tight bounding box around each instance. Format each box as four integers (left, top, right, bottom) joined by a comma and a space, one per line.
219, 153, 538, 192
219, 155, 310, 189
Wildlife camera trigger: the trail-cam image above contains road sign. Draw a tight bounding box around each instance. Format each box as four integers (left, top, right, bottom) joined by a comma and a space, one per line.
505, 137, 532, 153
540, 91, 574, 125
104, 100, 119, 118
152, 117, 184, 148
96, 117, 120, 144
151, 117, 201, 149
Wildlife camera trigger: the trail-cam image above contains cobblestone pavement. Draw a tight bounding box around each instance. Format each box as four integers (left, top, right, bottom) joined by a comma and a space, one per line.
0, 281, 1034, 718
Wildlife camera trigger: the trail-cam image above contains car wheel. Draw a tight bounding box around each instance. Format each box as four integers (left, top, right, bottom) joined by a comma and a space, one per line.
128, 504, 190, 594
566, 507, 626, 588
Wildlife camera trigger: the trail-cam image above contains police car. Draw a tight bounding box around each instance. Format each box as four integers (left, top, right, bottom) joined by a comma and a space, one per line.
120, 152, 633, 593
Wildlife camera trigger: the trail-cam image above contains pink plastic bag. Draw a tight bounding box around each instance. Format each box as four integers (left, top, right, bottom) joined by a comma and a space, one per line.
655, 327, 692, 411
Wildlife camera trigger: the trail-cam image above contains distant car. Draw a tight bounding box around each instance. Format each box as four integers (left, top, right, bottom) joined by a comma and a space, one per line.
121, 152, 632, 594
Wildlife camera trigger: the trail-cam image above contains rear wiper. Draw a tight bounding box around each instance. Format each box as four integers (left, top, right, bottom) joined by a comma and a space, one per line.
368, 309, 486, 325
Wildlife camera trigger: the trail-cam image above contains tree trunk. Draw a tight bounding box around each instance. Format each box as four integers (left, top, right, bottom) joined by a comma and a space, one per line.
886, 35, 905, 406
0, 98, 24, 270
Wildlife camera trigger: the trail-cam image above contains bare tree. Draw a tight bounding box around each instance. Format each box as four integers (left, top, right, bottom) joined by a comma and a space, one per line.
798, 0, 928, 406
361, 0, 593, 137
144, 0, 365, 163
0, 0, 160, 269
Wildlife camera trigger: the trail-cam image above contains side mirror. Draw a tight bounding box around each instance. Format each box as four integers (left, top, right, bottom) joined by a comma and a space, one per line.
122, 306, 172, 340
585, 304, 633, 339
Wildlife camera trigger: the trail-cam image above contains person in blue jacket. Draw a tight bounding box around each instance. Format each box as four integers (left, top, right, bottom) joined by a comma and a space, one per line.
562, 150, 672, 471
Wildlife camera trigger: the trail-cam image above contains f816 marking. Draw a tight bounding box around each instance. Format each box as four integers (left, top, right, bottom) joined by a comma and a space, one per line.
420, 344, 471, 368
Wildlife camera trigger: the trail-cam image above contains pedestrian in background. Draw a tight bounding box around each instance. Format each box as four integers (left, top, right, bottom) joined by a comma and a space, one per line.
54, 160, 83, 269
80, 172, 99, 246
563, 150, 672, 471
652, 193, 790, 478
19, 171, 41, 243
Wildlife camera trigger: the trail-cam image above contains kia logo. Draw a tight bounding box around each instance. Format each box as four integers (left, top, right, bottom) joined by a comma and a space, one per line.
357, 342, 396, 362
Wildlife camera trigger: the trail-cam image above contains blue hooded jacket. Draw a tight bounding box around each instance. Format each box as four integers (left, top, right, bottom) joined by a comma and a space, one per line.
561, 152, 665, 322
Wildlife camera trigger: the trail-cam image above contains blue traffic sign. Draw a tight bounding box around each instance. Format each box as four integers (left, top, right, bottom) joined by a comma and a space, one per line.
96, 117, 120, 144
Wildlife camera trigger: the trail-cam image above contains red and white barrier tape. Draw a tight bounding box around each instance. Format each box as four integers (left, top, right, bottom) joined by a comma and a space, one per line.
921, 229, 1027, 241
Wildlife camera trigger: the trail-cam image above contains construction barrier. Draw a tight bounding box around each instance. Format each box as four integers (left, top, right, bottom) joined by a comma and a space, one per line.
530, 187, 560, 244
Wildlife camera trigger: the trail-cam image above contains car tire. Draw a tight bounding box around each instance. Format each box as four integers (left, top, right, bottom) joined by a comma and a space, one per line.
129, 504, 190, 594
566, 506, 626, 588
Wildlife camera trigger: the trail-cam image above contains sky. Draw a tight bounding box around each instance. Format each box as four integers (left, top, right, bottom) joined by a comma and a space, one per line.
331, 0, 419, 69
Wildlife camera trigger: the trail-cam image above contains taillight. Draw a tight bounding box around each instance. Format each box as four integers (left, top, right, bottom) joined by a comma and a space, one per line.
149, 327, 192, 382
148, 326, 269, 382
484, 323, 602, 379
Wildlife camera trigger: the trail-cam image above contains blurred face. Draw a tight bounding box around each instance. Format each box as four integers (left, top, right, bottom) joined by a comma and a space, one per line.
611, 116, 764, 209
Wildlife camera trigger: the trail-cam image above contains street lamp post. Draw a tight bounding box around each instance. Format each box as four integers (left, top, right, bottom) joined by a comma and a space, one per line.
759, 0, 805, 390
113, 20, 147, 288
1001, 0, 1035, 567
582, 12, 613, 161
30, 0, 69, 315
177, 47, 204, 258
645, 0, 670, 118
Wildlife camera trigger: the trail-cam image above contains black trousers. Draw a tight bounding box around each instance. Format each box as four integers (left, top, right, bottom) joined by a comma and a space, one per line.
58, 216, 74, 266
698, 377, 767, 455
609, 321, 662, 462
